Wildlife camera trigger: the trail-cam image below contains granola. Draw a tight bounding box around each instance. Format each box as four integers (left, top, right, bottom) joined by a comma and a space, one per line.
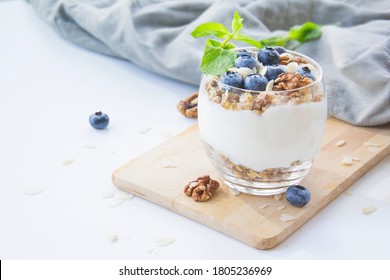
201, 50, 324, 115
203, 74, 323, 115
222, 154, 303, 182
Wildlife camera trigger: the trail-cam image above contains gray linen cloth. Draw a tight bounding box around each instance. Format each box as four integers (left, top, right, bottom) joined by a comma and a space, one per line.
27, 0, 390, 126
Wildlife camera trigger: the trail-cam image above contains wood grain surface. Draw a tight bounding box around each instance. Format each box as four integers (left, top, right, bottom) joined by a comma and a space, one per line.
112, 117, 390, 249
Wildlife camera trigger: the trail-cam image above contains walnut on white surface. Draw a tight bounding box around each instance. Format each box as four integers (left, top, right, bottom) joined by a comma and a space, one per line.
184, 175, 220, 202
177, 92, 198, 118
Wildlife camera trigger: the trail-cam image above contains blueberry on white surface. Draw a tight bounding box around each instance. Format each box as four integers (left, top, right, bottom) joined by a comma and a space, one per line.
219, 71, 244, 89
257, 47, 280, 65
89, 111, 110, 129
296, 66, 315, 80
265, 65, 288, 81
286, 185, 311, 207
235, 53, 257, 69
244, 74, 269, 91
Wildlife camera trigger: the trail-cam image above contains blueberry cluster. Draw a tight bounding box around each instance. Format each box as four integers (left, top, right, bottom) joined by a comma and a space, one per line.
218, 46, 314, 91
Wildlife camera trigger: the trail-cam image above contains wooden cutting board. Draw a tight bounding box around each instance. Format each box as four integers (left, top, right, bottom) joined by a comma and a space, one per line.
112, 117, 390, 249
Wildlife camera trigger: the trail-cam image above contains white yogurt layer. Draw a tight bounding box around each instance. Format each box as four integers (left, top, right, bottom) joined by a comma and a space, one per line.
198, 90, 327, 171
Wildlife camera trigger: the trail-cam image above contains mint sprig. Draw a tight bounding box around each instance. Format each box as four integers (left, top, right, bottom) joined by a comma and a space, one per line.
191, 11, 262, 75
260, 22, 322, 49
191, 12, 322, 75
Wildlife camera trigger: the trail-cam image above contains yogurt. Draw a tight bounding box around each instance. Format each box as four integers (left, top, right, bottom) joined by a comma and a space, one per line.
198, 88, 327, 171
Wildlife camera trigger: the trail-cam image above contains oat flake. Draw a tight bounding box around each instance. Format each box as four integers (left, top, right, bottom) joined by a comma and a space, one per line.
25, 187, 44, 195
62, 159, 75, 166
109, 199, 125, 208
259, 66, 267, 76
229, 187, 241, 196
367, 147, 381, 153
341, 156, 353, 166
259, 203, 268, 209
102, 190, 114, 199
278, 205, 286, 210
116, 192, 134, 201
160, 160, 177, 168
344, 190, 353, 196
266, 80, 274, 91
362, 206, 377, 215
139, 126, 151, 134
364, 142, 382, 148
336, 140, 346, 147
107, 234, 119, 243
280, 213, 296, 222
153, 236, 175, 247
273, 194, 283, 201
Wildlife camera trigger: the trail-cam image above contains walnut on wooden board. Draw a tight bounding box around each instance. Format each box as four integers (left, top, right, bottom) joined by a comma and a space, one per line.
177, 92, 198, 118
183, 175, 220, 202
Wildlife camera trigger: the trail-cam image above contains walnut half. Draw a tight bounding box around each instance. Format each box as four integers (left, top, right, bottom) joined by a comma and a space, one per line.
184, 175, 220, 202
177, 92, 198, 118
273, 72, 312, 91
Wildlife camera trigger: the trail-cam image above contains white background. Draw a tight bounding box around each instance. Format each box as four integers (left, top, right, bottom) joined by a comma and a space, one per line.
1, 0, 389, 260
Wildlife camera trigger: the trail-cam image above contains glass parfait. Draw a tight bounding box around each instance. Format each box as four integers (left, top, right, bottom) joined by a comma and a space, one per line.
198, 49, 327, 195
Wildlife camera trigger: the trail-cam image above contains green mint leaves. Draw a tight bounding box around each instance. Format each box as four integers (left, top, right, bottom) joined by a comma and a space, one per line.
191, 12, 322, 75
191, 11, 262, 75
260, 22, 322, 49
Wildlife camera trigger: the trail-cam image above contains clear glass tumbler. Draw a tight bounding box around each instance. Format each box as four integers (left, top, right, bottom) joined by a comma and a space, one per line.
198, 49, 327, 195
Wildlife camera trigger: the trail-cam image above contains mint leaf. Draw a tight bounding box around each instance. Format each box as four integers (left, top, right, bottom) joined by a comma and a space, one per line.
191, 22, 229, 39
234, 33, 263, 49
231, 11, 244, 33
260, 36, 287, 47
201, 39, 236, 75
285, 39, 301, 50
288, 22, 322, 43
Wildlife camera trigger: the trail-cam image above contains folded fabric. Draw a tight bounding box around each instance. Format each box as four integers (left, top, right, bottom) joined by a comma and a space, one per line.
27, 0, 390, 126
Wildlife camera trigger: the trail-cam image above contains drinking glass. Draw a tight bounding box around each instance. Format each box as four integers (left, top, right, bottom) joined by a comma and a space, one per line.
198, 50, 326, 195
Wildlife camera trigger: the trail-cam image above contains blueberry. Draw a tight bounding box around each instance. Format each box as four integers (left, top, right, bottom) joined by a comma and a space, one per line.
286, 185, 311, 207
235, 54, 257, 69
89, 111, 110, 129
296, 66, 315, 80
265, 65, 288, 81
244, 74, 269, 91
219, 71, 244, 89
237, 50, 251, 57
257, 47, 280, 65
273, 46, 286, 54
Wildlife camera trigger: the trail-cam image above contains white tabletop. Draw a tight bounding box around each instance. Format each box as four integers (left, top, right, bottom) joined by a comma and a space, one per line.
1, 0, 389, 260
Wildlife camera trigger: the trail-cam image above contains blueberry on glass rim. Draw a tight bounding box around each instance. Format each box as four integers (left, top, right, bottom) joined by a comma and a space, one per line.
244, 74, 269, 91
89, 111, 110, 129
235, 53, 257, 69
257, 47, 280, 65
273, 46, 286, 54
219, 71, 244, 89
285, 185, 311, 207
296, 66, 315, 80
